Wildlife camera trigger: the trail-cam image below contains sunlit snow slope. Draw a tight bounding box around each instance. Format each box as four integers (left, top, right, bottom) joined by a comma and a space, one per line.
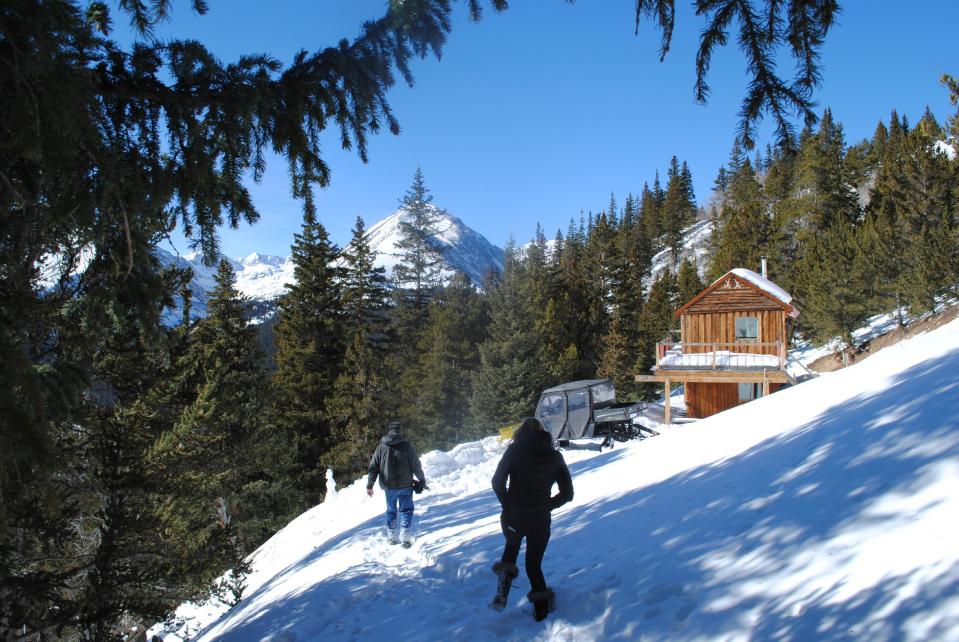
162, 315, 959, 642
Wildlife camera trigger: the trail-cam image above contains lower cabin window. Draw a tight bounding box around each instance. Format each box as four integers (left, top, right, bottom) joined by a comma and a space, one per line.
738, 382, 763, 401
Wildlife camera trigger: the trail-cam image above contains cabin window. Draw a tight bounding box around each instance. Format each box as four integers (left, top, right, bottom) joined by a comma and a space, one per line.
738, 382, 763, 401
735, 316, 759, 340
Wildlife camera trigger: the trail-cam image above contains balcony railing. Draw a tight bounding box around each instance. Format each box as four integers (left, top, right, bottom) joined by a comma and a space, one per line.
655, 341, 786, 371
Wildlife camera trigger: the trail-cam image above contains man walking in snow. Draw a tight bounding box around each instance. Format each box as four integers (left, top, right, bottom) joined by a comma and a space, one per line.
490, 417, 573, 621
366, 421, 427, 547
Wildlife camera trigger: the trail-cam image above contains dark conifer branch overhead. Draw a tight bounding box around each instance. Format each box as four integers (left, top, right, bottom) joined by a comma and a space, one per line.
633, 0, 839, 149
2, 0, 507, 269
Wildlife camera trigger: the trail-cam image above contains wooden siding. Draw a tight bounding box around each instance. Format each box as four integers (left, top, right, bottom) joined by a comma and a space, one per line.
683, 274, 785, 315
686, 382, 785, 418
686, 382, 737, 418
680, 310, 787, 355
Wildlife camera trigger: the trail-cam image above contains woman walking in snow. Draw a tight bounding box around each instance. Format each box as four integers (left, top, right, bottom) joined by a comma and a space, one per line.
490, 417, 573, 621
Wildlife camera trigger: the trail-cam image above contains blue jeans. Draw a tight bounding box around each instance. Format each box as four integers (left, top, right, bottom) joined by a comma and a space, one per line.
384, 486, 414, 530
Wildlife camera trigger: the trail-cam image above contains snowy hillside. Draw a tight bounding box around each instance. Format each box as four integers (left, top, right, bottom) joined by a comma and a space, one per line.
153, 312, 959, 641
362, 206, 505, 286
649, 218, 714, 284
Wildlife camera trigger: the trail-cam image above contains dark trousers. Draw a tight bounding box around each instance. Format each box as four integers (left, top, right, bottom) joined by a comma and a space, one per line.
500, 511, 551, 593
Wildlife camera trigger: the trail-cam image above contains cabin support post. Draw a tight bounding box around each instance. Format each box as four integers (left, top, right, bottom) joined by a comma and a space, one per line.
762, 369, 770, 397
664, 377, 671, 425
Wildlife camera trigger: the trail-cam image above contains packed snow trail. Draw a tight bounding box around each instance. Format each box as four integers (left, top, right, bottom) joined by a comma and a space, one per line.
159, 316, 959, 641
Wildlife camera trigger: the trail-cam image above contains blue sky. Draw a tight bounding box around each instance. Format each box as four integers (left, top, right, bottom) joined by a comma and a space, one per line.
137, 1, 959, 258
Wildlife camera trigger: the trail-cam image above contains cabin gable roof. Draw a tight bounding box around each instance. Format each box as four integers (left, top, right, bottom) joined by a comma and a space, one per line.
674, 269, 799, 318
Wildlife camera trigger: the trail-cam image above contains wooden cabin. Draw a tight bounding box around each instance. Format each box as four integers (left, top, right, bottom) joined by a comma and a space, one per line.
636, 268, 800, 423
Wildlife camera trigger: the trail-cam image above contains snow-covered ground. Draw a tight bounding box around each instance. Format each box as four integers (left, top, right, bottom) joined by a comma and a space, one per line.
791, 297, 959, 366
153, 312, 959, 641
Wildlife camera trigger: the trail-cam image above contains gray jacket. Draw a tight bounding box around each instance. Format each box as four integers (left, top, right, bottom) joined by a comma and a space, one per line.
366, 429, 426, 490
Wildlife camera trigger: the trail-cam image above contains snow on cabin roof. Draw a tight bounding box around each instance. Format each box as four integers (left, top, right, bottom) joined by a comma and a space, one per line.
730, 268, 793, 305
675, 267, 799, 319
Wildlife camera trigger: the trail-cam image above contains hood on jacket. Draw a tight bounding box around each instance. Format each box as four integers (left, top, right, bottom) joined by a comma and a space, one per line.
382, 427, 405, 446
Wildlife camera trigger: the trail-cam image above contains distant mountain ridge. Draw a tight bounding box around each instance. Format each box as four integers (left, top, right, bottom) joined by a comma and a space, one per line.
159, 206, 505, 324
155, 249, 296, 325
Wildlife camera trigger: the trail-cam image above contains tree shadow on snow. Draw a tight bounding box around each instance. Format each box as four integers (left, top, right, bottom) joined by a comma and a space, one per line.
546, 345, 959, 641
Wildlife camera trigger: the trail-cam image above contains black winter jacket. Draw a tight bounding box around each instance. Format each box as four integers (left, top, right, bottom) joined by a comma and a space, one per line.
491, 427, 573, 519
367, 429, 426, 490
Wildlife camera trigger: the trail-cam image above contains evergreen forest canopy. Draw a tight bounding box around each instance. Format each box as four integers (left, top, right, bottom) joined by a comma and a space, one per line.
1, 0, 957, 637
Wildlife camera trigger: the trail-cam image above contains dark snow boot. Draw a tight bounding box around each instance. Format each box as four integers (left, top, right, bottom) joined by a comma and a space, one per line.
488, 561, 519, 611
527, 588, 555, 622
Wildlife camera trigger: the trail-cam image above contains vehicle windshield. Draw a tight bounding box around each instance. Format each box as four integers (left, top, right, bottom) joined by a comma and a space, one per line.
536, 393, 566, 435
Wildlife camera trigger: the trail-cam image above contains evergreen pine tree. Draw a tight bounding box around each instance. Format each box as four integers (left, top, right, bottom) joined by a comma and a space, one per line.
597, 316, 635, 396
676, 257, 705, 305
762, 145, 803, 294
147, 260, 273, 608
641, 174, 665, 245
341, 216, 390, 349
942, 74, 959, 139
325, 330, 393, 485
392, 168, 446, 318
707, 159, 770, 280
585, 211, 617, 348
1, 216, 190, 637
416, 273, 490, 449
662, 157, 699, 264
636, 270, 678, 399
471, 243, 546, 432
788, 110, 864, 340
794, 109, 860, 230
607, 192, 620, 227
862, 108, 955, 321
795, 218, 870, 346
272, 216, 345, 505
604, 201, 653, 398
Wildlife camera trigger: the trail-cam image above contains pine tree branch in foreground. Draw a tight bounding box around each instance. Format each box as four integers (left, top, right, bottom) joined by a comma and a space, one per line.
634, 0, 839, 149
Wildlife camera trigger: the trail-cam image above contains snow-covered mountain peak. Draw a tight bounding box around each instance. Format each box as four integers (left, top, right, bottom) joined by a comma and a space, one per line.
361, 205, 503, 285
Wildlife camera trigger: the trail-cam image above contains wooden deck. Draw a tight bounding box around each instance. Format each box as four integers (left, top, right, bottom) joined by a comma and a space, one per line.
636, 340, 794, 424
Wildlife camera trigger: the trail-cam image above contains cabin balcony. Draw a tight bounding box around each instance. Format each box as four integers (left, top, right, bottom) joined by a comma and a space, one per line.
656, 340, 786, 371
638, 340, 794, 386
